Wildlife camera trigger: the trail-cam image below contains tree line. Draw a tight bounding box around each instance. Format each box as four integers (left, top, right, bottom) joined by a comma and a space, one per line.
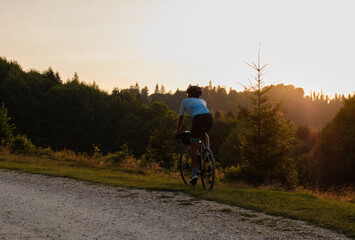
149, 82, 345, 129
0, 56, 353, 188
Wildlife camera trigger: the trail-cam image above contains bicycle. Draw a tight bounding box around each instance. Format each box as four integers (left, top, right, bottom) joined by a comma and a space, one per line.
175, 131, 215, 190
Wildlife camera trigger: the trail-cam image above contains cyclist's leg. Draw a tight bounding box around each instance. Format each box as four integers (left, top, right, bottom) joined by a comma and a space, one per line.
189, 140, 199, 184
201, 114, 213, 148
202, 133, 210, 147
190, 115, 203, 181
190, 141, 199, 169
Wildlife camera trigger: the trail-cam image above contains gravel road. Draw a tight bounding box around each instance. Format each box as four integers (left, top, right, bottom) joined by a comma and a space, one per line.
0, 170, 350, 240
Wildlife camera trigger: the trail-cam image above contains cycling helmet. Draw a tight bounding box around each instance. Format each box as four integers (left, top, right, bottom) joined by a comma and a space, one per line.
186, 85, 202, 98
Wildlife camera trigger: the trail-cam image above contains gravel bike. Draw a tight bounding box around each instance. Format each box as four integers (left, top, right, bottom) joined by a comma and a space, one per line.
175, 131, 215, 190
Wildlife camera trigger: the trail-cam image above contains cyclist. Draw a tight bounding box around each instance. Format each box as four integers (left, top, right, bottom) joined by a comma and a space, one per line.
173, 85, 213, 185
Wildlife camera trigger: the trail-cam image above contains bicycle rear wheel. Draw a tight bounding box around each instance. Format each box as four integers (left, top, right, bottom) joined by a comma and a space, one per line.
179, 147, 193, 186
201, 148, 215, 190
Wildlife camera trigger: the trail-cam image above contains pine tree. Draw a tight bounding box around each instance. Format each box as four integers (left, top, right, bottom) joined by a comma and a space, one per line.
154, 83, 160, 94
72, 72, 80, 81
160, 85, 166, 94
238, 48, 298, 188
141, 86, 150, 105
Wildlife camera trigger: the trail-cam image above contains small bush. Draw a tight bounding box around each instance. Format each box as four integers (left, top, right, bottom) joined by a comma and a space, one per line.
0, 103, 15, 144
9, 135, 36, 154
100, 144, 133, 165
222, 165, 245, 182
138, 154, 162, 171
102, 152, 126, 164
170, 153, 181, 172
36, 147, 54, 157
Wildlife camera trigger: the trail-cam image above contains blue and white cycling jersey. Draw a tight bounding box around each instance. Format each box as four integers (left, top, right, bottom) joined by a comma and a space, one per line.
179, 97, 211, 118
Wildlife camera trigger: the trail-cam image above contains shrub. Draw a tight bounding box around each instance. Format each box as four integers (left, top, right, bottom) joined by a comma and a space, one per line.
170, 153, 181, 172
36, 147, 54, 157
222, 165, 245, 182
102, 152, 125, 164
9, 135, 36, 154
0, 103, 15, 144
101, 144, 133, 165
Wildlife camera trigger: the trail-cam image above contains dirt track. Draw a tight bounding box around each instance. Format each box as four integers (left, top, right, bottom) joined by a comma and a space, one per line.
0, 170, 350, 240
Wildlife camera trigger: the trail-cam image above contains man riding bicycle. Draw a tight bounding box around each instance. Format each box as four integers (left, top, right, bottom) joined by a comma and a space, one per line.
173, 85, 213, 185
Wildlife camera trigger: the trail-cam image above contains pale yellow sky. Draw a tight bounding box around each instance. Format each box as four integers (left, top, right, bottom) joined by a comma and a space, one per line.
1, 0, 354, 97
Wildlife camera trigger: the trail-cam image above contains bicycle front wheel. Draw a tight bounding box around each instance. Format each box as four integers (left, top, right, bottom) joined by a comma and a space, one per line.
179, 147, 193, 186
201, 148, 215, 190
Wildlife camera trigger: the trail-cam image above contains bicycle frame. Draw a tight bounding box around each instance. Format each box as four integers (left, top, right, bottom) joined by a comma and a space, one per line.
176, 131, 215, 190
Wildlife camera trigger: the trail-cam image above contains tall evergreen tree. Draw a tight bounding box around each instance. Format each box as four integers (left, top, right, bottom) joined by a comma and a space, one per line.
141, 86, 150, 105
238, 49, 298, 188
154, 83, 160, 94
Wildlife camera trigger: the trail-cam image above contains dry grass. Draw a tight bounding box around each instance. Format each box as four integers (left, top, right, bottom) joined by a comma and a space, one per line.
0, 146, 158, 175
309, 187, 355, 203
222, 179, 355, 204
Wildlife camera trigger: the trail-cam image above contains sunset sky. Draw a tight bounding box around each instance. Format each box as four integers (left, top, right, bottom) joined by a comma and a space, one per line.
1, 0, 354, 97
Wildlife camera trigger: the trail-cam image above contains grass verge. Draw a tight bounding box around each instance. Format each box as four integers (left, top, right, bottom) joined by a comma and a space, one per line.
0, 150, 354, 238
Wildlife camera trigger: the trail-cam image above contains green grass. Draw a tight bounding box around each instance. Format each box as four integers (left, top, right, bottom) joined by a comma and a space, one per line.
0, 151, 354, 238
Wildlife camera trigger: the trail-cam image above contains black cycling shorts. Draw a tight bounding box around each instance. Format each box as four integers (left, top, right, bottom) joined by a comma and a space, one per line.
191, 113, 213, 139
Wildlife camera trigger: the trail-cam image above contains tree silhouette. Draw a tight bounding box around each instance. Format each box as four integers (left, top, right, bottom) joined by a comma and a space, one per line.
311, 95, 355, 186
238, 49, 297, 188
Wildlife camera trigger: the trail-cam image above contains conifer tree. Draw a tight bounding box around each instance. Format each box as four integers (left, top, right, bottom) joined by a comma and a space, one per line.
160, 85, 166, 94
141, 86, 150, 105
238, 48, 298, 188
154, 83, 160, 94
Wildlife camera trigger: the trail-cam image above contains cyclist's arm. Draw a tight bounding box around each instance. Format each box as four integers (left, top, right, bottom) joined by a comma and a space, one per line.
173, 115, 184, 136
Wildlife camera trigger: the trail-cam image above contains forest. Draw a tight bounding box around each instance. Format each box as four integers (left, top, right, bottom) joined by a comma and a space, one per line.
0, 56, 354, 189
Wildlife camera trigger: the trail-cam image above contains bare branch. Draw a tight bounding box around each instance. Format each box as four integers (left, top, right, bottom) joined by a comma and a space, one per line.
245, 62, 257, 70
260, 64, 268, 72
235, 81, 248, 91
